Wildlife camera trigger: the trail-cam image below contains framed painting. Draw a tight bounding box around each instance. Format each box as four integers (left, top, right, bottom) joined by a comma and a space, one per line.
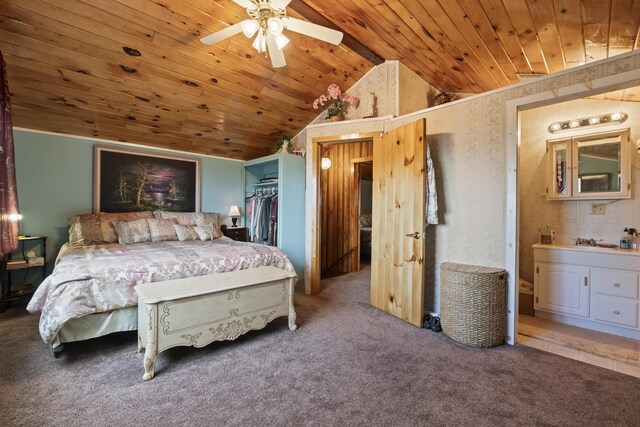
94, 145, 200, 213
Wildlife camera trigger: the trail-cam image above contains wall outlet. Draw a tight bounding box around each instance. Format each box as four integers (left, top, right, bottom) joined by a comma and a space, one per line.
590, 203, 606, 215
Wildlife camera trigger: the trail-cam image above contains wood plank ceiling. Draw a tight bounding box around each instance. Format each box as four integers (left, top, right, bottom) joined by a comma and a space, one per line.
1, 0, 639, 160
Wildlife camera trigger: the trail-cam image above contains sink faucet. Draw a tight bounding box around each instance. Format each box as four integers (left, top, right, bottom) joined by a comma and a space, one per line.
573, 237, 602, 246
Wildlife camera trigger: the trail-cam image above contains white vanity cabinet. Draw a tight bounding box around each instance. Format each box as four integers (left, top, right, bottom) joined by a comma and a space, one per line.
535, 262, 590, 318
592, 269, 639, 328
533, 244, 640, 339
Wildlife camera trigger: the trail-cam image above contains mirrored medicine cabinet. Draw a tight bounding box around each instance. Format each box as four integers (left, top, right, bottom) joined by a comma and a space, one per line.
546, 128, 631, 200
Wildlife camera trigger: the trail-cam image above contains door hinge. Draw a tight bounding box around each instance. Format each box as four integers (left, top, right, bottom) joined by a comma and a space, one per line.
545, 187, 548, 194
535, 297, 538, 303
536, 266, 539, 274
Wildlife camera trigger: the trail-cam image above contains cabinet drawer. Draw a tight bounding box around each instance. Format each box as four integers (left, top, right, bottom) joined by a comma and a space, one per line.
593, 296, 638, 328
593, 269, 638, 299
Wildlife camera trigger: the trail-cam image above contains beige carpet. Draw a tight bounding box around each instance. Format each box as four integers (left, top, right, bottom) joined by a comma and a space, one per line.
1, 266, 639, 426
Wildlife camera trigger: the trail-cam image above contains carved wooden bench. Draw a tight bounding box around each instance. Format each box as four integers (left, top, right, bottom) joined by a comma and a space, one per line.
135, 266, 297, 380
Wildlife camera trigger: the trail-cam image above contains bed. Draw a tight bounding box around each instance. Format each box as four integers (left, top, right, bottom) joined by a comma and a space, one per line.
26, 211, 296, 350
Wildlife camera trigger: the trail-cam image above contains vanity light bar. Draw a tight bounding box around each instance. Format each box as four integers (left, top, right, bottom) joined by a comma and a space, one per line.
547, 111, 628, 133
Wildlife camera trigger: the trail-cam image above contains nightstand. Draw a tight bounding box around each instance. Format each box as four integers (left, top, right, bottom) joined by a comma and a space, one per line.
223, 227, 248, 242
1, 236, 47, 311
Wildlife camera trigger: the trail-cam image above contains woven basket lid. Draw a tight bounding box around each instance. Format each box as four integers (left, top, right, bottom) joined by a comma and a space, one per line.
440, 262, 506, 275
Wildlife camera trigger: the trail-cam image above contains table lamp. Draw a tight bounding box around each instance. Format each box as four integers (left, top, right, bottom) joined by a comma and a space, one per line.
228, 205, 241, 227
8, 212, 24, 237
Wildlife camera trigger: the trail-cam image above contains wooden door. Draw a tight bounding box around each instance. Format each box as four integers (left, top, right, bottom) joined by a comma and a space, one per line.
371, 119, 426, 326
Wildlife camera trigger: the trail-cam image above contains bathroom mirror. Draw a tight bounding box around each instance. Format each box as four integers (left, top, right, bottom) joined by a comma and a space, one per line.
546, 128, 630, 200
576, 133, 622, 193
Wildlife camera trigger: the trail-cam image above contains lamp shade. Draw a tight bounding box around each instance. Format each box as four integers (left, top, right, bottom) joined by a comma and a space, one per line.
228, 205, 241, 217
321, 157, 332, 170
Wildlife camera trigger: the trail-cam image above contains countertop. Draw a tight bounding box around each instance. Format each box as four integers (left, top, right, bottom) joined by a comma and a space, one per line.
532, 243, 640, 257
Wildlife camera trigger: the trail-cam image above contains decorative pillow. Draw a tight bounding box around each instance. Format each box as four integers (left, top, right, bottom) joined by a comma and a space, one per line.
193, 224, 218, 241
147, 218, 178, 242
359, 212, 372, 228
68, 213, 103, 246
197, 213, 223, 238
153, 211, 200, 226
154, 211, 223, 238
174, 224, 199, 241
112, 218, 152, 244
99, 211, 154, 243
68, 211, 154, 246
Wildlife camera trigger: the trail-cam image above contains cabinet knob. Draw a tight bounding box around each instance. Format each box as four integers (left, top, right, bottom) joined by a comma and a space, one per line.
613, 282, 621, 288
612, 310, 620, 315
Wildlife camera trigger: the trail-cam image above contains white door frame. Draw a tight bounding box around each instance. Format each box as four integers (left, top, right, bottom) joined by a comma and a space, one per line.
505, 68, 640, 345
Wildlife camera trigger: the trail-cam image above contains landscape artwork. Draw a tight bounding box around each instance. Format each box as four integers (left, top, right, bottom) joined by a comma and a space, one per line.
94, 146, 200, 213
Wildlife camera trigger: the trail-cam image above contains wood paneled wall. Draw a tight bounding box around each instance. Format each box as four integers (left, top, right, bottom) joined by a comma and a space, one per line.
320, 140, 373, 275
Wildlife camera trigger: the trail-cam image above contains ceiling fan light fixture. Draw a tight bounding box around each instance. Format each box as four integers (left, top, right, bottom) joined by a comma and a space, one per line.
274, 32, 289, 49
252, 31, 267, 53
267, 17, 284, 35
241, 19, 260, 38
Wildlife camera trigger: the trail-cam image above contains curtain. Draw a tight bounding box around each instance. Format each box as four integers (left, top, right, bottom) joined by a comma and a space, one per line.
0, 50, 19, 256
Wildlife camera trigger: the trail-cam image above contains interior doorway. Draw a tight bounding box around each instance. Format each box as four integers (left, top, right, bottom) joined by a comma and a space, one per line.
319, 141, 373, 280
355, 159, 373, 270
514, 84, 640, 375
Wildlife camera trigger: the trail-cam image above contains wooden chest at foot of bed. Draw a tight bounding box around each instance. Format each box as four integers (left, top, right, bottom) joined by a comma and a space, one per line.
135, 266, 297, 380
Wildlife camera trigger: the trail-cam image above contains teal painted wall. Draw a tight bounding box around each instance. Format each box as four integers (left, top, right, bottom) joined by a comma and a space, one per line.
12, 130, 244, 277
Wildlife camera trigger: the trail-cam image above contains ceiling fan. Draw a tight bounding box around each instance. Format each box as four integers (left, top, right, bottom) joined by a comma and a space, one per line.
200, 0, 343, 68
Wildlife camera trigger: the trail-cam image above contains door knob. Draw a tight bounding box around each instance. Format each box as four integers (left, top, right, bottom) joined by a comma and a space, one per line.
405, 232, 422, 239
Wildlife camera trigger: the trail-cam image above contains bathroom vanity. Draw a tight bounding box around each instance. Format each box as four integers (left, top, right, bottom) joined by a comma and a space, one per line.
533, 243, 640, 340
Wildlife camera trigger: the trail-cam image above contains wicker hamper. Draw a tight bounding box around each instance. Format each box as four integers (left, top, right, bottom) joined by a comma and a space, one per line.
440, 262, 507, 348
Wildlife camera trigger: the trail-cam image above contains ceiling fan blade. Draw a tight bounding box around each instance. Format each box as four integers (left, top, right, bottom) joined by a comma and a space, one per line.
266, 34, 286, 68
231, 0, 256, 8
283, 17, 343, 45
271, 0, 292, 9
200, 22, 244, 45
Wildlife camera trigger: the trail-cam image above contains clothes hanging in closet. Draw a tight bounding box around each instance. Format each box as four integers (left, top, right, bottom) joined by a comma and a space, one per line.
246, 190, 278, 246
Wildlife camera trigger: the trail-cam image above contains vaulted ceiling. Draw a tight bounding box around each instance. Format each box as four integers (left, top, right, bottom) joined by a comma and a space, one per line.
1, 0, 639, 160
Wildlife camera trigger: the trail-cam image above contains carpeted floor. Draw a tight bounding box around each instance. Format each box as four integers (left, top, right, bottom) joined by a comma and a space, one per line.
1, 266, 638, 426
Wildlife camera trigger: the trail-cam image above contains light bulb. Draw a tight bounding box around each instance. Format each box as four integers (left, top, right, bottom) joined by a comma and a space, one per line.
568, 119, 580, 128
588, 116, 600, 125
267, 17, 283, 35
8, 213, 22, 221
241, 20, 259, 38
549, 122, 561, 132
321, 157, 332, 170
611, 112, 622, 121
274, 32, 289, 49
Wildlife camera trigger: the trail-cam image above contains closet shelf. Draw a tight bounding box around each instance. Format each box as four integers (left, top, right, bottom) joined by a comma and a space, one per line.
253, 181, 279, 187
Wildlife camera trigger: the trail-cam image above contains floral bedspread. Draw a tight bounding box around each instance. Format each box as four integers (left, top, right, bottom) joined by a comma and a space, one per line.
27, 237, 296, 344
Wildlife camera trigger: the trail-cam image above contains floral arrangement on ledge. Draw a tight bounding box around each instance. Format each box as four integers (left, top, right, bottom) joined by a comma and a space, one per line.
313, 84, 360, 121
273, 134, 292, 154
434, 91, 458, 105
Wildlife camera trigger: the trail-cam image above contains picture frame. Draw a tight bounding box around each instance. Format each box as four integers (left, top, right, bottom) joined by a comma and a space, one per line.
94, 145, 200, 213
